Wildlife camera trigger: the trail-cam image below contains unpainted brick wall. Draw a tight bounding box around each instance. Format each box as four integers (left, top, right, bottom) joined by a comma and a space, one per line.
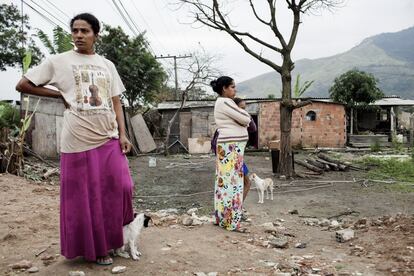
258, 101, 346, 148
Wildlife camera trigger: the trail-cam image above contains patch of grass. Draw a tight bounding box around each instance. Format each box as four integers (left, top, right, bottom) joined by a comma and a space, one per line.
335, 264, 346, 270
385, 183, 414, 193
363, 158, 414, 182
370, 140, 381, 152
361, 157, 414, 192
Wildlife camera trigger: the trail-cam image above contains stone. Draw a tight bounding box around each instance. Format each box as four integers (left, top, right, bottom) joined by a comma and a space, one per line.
288, 209, 298, 215
261, 222, 278, 232
112, 266, 127, 274
303, 218, 320, 226
274, 273, 291, 276
194, 272, 207, 276
295, 242, 307, 249
319, 218, 330, 227
330, 220, 340, 227
27, 267, 39, 273
269, 237, 288, 249
182, 216, 193, 226
68, 272, 85, 276
355, 218, 367, 225
10, 260, 32, 269
207, 273, 218, 276
335, 229, 355, 243
187, 208, 198, 215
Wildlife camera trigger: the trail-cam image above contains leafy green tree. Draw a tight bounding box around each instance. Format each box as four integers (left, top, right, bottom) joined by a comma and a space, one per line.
96, 25, 166, 111
329, 69, 384, 133
0, 3, 43, 70
37, 26, 73, 54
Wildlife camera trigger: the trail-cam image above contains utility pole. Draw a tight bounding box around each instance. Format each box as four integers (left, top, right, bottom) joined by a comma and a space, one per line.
155, 54, 192, 100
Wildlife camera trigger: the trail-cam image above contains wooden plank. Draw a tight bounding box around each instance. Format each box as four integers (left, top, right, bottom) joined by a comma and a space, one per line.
32, 113, 58, 158
130, 113, 157, 153
179, 112, 192, 148
124, 111, 139, 155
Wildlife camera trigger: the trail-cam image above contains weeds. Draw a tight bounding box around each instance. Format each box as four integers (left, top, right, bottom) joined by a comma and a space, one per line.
370, 140, 381, 152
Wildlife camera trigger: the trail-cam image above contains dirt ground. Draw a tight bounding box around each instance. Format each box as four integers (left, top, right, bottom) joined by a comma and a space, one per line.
0, 152, 413, 276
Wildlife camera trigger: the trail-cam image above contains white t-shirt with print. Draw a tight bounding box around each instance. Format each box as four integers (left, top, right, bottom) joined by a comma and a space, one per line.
25, 50, 126, 153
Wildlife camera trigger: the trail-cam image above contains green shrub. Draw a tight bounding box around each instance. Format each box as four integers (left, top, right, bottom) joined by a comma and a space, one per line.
0, 102, 20, 129
370, 140, 381, 152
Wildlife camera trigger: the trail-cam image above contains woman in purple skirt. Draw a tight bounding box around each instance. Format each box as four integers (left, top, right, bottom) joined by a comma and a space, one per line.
16, 13, 134, 265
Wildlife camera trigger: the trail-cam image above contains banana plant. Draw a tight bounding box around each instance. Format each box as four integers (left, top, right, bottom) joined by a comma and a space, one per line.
293, 74, 314, 98
37, 26, 73, 54
22, 51, 32, 74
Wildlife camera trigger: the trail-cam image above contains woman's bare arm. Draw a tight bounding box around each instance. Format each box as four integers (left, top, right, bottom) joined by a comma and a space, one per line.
112, 95, 131, 154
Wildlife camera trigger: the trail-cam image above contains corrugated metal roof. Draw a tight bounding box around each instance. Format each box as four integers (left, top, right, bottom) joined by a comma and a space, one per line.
157, 100, 216, 110
371, 97, 414, 106
157, 96, 414, 109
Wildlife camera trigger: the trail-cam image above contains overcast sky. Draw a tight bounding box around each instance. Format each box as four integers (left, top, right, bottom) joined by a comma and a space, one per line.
1, 0, 413, 100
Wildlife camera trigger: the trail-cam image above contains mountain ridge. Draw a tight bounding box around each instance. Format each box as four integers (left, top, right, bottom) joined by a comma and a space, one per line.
238, 26, 414, 99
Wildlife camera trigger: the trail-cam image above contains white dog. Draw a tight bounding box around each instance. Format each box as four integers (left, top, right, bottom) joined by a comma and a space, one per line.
249, 173, 274, 204
115, 213, 151, 260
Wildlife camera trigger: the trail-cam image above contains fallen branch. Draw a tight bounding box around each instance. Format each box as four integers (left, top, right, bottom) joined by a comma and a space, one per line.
328, 210, 360, 220
295, 160, 323, 174
305, 158, 330, 171
317, 153, 348, 171
42, 168, 59, 179
315, 158, 340, 171
23, 146, 57, 168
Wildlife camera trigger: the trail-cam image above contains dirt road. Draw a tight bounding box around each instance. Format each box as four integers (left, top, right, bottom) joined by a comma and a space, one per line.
1, 153, 413, 275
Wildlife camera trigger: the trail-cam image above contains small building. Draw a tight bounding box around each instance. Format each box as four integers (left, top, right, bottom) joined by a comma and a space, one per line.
352, 96, 414, 145
157, 98, 347, 152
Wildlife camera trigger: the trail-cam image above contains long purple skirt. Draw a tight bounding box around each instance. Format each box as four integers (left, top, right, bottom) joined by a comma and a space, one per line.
60, 139, 134, 261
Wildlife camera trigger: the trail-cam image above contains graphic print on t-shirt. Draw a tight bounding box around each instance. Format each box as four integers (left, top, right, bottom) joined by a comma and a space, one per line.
72, 64, 112, 111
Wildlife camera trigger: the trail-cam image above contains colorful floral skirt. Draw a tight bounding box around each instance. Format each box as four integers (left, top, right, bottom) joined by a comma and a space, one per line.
214, 141, 246, 231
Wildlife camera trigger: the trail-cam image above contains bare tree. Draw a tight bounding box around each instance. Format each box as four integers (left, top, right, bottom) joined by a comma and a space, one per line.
164, 52, 220, 155
178, 0, 344, 176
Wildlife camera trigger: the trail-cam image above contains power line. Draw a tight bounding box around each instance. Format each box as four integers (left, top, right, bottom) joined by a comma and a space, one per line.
110, 0, 138, 36
155, 54, 193, 99
41, 0, 71, 20
27, 0, 69, 30
22, 0, 60, 29
117, 0, 142, 35
129, 0, 168, 54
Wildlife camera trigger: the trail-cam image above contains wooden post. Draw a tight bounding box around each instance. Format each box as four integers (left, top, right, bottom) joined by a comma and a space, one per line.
390, 106, 395, 134
350, 107, 354, 135
410, 114, 414, 147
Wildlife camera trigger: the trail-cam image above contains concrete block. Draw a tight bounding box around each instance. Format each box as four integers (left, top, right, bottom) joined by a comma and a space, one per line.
336, 228, 354, 243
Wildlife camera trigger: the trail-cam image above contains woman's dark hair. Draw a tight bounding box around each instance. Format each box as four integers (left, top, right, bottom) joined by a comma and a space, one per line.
70, 13, 100, 34
233, 97, 245, 106
210, 76, 234, 95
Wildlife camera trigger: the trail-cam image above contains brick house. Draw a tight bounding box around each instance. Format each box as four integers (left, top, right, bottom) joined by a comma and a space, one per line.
157, 98, 346, 151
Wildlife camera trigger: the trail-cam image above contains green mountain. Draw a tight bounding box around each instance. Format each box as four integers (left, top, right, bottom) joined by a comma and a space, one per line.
238, 26, 414, 99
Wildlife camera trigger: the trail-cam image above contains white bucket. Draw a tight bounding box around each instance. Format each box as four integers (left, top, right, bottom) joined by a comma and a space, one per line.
148, 156, 157, 167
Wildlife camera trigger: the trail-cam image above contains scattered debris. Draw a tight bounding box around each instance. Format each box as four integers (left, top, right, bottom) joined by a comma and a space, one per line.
112, 266, 127, 274
27, 266, 39, 273
335, 229, 355, 243
269, 237, 289, 249
9, 260, 32, 269
295, 242, 307, 249
68, 271, 85, 276
288, 209, 299, 215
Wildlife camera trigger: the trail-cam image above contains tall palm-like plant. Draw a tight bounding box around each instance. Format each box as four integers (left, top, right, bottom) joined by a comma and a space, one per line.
37, 26, 73, 54
293, 74, 314, 98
